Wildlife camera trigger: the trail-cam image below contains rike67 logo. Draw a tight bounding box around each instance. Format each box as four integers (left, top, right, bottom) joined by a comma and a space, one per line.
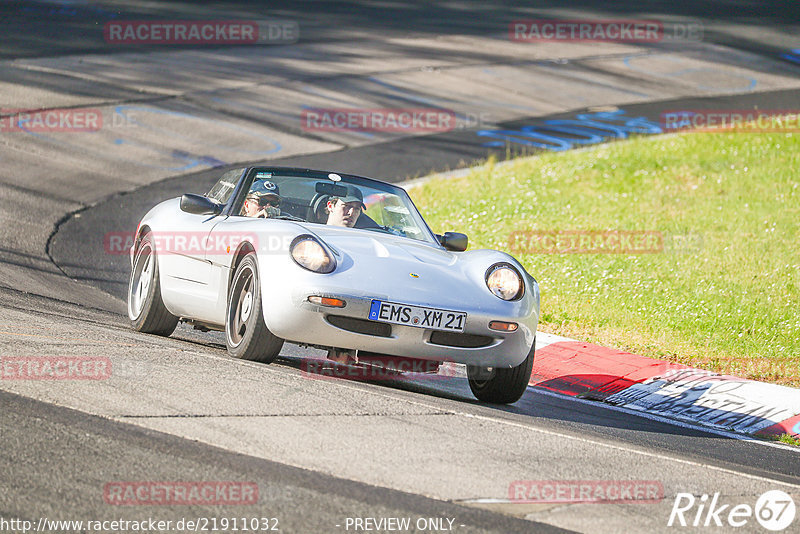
668, 490, 795, 531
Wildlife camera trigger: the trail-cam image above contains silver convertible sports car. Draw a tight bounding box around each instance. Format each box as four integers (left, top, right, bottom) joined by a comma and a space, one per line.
128, 167, 540, 403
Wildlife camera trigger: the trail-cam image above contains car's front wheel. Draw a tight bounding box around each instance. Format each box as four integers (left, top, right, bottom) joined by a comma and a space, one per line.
467, 338, 535, 404
226, 253, 284, 363
128, 231, 179, 336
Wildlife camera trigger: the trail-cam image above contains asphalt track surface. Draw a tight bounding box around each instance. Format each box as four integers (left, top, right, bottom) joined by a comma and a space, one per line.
3, 1, 800, 533
1, 389, 559, 534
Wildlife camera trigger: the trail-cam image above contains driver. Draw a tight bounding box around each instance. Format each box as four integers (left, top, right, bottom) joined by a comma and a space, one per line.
326, 184, 365, 227
241, 180, 282, 218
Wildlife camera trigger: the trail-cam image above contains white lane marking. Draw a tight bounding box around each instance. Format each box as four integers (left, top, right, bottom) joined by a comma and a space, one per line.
206, 348, 800, 454
127, 345, 800, 486
441, 362, 798, 448
459, 407, 800, 488
296, 371, 800, 488
534, 331, 575, 348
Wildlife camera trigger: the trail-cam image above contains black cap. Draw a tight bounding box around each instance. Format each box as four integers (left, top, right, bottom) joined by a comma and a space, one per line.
333, 184, 365, 209
247, 180, 280, 199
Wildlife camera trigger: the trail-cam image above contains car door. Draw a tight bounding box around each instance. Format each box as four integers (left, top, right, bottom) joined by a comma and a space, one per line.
156, 209, 224, 319
158, 168, 244, 322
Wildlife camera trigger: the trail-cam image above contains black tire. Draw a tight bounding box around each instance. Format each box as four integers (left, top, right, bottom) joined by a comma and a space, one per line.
225, 253, 284, 363
467, 338, 535, 404
128, 231, 179, 336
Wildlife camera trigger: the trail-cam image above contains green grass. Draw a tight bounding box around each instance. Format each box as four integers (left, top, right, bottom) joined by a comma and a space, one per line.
777, 433, 800, 446
411, 132, 800, 386
761, 433, 800, 447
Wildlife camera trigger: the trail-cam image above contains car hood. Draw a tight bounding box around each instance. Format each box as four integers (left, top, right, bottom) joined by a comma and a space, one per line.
298, 224, 535, 313
307, 225, 456, 267
229, 219, 537, 315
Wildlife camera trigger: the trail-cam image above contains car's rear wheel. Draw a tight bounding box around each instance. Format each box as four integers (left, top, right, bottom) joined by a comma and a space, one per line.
467, 338, 535, 404
226, 253, 284, 363
128, 231, 179, 336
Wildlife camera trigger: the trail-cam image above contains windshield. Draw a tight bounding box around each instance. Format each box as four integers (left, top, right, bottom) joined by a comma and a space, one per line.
205, 168, 244, 205
229, 169, 439, 245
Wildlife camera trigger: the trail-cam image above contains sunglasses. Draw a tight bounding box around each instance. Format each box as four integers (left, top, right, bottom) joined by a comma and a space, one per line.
248, 196, 280, 208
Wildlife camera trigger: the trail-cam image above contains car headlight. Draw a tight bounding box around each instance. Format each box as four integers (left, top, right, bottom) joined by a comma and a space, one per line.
291, 236, 335, 273
485, 263, 523, 301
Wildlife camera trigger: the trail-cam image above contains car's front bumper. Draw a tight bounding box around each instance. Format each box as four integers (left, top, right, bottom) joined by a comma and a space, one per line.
264, 286, 537, 368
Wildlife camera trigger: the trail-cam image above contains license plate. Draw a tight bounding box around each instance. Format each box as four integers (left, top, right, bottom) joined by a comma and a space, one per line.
368, 300, 466, 332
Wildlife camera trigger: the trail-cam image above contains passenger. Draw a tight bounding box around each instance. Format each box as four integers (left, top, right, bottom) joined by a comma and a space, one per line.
241, 181, 281, 218
326, 184, 365, 227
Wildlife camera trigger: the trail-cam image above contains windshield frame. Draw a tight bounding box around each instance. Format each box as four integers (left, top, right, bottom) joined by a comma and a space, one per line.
219, 167, 442, 247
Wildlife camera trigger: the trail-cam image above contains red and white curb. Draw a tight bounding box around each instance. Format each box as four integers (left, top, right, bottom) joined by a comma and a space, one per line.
531, 333, 800, 440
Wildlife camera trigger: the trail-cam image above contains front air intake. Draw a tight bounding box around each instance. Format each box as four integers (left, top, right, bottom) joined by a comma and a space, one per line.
326, 315, 392, 337
429, 331, 493, 348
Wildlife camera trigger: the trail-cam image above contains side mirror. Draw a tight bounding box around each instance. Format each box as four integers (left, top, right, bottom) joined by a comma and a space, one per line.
180, 194, 222, 216
437, 232, 468, 252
